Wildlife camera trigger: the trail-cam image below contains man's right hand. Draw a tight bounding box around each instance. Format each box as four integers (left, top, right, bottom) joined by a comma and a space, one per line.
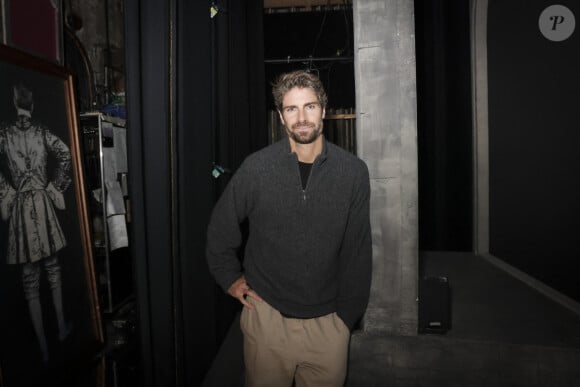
227, 276, 263, 309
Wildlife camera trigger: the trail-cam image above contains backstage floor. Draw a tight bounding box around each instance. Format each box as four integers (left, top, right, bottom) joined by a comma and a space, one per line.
346, 251, 580, 386
203, 251, 580, 387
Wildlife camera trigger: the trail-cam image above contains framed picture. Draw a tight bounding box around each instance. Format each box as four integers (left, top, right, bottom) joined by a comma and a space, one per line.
2, 0, 63, 63
0, 45, 103, 386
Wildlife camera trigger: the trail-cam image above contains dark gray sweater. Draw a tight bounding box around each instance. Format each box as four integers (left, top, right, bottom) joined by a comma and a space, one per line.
206, 138, 372, 330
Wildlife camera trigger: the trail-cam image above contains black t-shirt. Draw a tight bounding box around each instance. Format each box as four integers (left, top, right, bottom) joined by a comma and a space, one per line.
298, 161, 313, 189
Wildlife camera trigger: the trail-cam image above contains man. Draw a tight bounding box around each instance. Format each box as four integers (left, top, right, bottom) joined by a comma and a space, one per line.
206, 70, 372, 386
0, 84, 72, 363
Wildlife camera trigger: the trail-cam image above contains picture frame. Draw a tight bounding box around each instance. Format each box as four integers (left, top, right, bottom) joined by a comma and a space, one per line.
0, 45, 103, 386
2, 0, 63, 64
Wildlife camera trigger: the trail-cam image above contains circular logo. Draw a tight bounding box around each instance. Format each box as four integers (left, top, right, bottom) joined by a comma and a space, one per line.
539, 5, 575, 42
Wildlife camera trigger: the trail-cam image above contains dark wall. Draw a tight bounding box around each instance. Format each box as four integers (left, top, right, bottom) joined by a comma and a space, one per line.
415, 0, 473, 252
488, 0, 580, 301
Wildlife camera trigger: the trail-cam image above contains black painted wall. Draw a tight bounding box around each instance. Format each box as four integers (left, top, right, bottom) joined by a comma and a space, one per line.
488, 0, 580, 301
415, 0, 580, 302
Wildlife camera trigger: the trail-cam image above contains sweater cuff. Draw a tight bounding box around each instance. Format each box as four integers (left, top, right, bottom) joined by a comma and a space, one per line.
217, 272, 243, 294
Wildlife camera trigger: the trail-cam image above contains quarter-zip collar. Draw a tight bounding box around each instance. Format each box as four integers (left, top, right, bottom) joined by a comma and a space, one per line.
282, 136, 329, 166
280, 137, 329, 201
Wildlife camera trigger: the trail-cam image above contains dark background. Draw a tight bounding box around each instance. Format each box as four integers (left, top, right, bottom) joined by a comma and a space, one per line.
263, 8, 355, 111
487, 0, 580, 300
415, 0, 474, 253
122, 1, 580, 385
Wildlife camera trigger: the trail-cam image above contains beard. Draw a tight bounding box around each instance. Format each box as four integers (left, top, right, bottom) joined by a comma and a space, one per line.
286, 120, 323, 144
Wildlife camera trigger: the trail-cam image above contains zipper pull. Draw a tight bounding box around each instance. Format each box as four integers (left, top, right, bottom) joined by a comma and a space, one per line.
302, 190, 306, 200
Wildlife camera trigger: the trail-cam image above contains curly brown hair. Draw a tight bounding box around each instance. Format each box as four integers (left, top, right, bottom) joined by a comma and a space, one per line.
272, 70, 328, 111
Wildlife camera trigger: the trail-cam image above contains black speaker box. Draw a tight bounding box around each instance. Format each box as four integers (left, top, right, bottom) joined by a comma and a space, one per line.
418, 276, 451, 334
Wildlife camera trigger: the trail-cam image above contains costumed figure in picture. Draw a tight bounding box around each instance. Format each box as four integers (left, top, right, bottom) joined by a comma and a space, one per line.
0, 84, 72, 363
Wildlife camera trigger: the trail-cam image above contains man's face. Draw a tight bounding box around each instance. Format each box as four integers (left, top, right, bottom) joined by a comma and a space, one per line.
279, 87, 325, 145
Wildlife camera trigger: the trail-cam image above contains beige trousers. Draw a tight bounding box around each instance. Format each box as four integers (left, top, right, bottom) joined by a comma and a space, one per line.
240, 297, 350, 387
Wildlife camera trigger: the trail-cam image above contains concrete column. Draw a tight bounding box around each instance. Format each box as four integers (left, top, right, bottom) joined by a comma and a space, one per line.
470, 0, 490, 256
353, 0, 418, 336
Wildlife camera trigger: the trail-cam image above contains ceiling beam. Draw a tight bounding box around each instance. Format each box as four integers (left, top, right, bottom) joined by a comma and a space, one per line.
264, 0, 351, 10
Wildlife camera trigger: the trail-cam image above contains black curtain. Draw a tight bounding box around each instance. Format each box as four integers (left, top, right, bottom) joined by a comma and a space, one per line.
415, 0, 473, 253
211, 0, 268, 348
124, 0, 266, 386
215, 0, 268, 175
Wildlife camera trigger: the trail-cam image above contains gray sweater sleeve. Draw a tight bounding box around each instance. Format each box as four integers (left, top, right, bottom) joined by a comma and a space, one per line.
206, 163, 250, 292
336, 162, 372, 330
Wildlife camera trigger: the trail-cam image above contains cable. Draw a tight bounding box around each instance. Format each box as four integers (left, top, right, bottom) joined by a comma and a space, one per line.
309, 8, 328, 71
